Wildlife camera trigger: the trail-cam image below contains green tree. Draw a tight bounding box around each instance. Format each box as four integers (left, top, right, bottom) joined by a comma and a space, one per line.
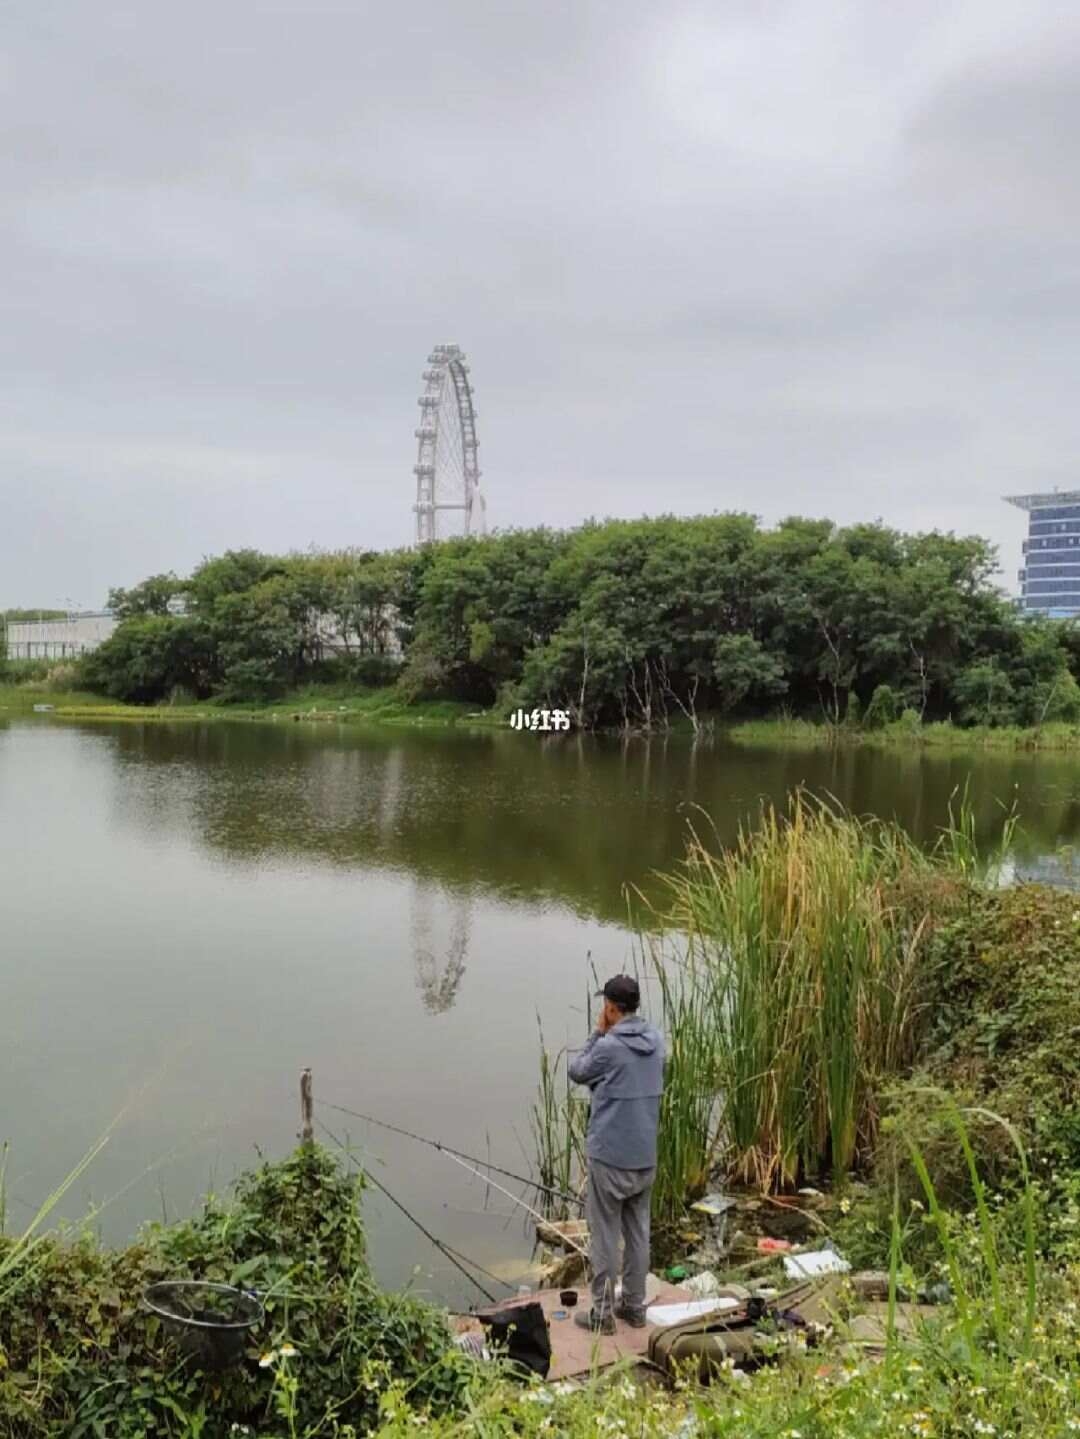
78, 515, 1053, 730
186, 549, 285, 612
712, 634, 786, 712
953, 660, 1019, 727
79, 616, 217, 702
864, 683, 899, 728
107, 573, 185, 619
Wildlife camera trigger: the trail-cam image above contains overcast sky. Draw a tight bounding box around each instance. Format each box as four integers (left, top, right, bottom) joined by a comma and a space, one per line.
3, 1, 1078, 608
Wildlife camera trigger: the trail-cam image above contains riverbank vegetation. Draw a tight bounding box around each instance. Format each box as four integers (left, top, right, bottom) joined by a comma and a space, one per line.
536, 791, 1079, 1260
731, 713, 1080, 749
13, 668, 1080, 752
5, 1135, 1078, 1437
0, 1145, 482, 1436
0, 676, 487, 728
4, 796, 1080, 1434
33, 515, 1080, 733
523, 796, 1080, 1432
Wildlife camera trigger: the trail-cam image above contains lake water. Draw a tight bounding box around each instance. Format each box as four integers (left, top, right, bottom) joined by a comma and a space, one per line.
3, 716, 1080, 1306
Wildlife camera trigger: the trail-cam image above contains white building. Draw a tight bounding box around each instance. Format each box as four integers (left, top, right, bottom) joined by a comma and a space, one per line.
3, 612, 117, 660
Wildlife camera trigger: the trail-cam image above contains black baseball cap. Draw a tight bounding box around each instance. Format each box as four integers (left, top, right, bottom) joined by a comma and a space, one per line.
597, 974, 641, 1009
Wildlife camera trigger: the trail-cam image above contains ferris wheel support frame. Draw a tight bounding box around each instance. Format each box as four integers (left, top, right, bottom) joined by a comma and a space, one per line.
413, 343, 484, 546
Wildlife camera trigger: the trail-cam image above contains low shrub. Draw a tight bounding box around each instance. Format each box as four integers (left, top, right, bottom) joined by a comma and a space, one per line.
863, 683, 899, 728
42, 663, 80, 692
863, 884, 1080, 1269
5, 658, 53, 685
0, 1146, 476, 1438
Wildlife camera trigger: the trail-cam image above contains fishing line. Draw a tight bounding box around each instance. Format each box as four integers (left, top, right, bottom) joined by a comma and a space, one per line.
316, 1119, 500, 1303
317, 1098, 584, 1209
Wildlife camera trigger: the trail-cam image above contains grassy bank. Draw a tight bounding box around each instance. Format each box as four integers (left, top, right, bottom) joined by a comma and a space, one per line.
0, 1146, 477, 1436
12, 678, 1080, 752
0, 680, 495, 728
4, 1134, 1078, 1436
729, 714, 1080, 749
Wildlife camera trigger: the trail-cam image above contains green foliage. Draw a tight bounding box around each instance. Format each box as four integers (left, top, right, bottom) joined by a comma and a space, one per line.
78, 615, 219, 702
657, 796, 962, 1191
0, 658, 55, 684
888, 887, 1080, 1197
531, 1038, 588, 1213
953, 660, 1019, 727
0, 1146, 476, 1438
863, 683, 899, 728
74, 516, 1080, 728
712, 634, 787, 713
83, 548, 417, 704
107, 574, 186, 619
534, 796, 994, 1235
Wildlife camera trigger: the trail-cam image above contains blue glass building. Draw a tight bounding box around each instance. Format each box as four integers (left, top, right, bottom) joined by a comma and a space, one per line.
1005, 490, 1080, 619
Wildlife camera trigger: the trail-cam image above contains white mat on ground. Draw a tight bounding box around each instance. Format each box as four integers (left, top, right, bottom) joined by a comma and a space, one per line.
645, 1296, 739, 1327
783, 1250, 851, 1278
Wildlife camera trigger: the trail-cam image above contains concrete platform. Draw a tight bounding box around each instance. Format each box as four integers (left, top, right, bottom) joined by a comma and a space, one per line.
455, 1281, 694, 1380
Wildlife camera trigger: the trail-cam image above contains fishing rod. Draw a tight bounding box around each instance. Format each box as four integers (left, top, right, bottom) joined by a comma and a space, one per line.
439, 1149, 589, 1260
317, 1119, 501, 1303
317, 1098, 585, 1210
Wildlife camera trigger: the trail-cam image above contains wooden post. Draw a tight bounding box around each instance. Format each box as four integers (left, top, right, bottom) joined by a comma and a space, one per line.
300, 1068, 314, 1146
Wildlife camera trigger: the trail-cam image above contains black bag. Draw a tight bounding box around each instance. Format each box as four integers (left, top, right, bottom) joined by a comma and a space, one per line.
476, 1300, 552, 1379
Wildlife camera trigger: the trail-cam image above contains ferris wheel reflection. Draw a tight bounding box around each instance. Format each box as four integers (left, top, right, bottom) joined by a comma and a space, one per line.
410, 881, 471, 1014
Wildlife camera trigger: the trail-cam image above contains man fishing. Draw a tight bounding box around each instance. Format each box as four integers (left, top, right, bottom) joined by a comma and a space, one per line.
567, 974, 665, 1334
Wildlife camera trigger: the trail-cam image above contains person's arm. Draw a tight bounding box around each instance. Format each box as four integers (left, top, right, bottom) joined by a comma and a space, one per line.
567, 1031, 611, 1088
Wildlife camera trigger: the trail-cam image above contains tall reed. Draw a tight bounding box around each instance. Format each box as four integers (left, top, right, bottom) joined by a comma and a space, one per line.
647, 948, 726, 1226
660, 794, 942, 1190
530, 1025, 588, 1218
534, 790, 1013, 1225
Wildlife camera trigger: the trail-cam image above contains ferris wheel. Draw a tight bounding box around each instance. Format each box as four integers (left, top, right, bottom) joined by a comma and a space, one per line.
413, 343, 485, 545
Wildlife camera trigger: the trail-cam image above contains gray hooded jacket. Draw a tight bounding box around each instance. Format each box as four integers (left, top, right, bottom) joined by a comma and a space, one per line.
567, 1017, 665, 1170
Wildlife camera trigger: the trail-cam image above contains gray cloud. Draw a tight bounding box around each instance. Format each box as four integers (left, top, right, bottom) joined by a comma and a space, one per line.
3, 0, 1079, 606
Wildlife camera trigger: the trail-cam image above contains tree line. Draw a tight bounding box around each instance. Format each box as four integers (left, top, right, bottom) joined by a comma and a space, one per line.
73, 514, 1080, 729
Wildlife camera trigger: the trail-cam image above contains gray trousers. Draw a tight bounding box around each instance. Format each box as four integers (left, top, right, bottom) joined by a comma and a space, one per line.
586, 1159, 655, 1318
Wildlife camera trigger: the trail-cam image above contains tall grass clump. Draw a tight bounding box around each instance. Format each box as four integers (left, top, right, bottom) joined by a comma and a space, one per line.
645, 951, 728, 1228
531, 1031, 588, 1216
533, 791, 1018, 1227
658, 793, 956, 1192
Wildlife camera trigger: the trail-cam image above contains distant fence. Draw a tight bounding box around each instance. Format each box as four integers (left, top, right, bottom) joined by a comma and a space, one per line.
3, 612, 117, 661
3, 610, 403, 662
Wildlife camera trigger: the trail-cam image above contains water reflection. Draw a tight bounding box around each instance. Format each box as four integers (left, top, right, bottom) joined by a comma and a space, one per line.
88, 719, 1080, 926
411, 883, 470, 1014
1014, 849, 1080, 889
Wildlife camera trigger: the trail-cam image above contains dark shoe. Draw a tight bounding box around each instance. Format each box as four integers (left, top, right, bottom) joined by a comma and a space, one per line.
615, 1302, 647, 1328
573, 1308, 615, 1336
